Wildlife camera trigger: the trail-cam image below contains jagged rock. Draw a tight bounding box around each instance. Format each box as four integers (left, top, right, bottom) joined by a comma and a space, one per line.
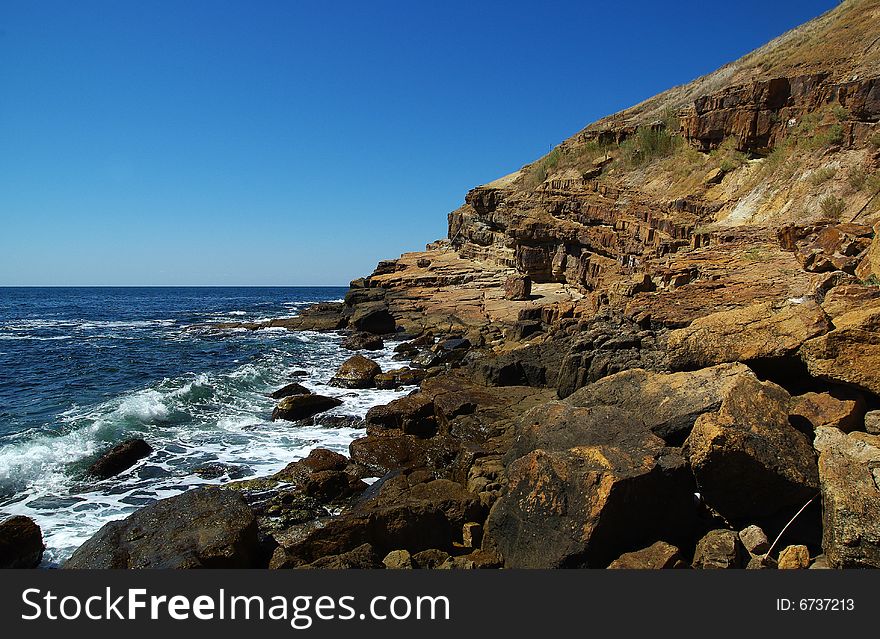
462, 522, 483, 548
269, 382, 311, 400
504, 275, 532, 300
739, 525, 770, 555
64, 487, 260, 569
295, 543, 382, 569
87, 438, 153, 479
667, 301, 830, 370
382, 549, 413, 569
865, 410, 880, 435
692, 530, 745, 569
350, 302, 396, 335
814, 426, 880, 568
374, 367, 426, 389
855, 222, 880, 281
365, 392, 436, 437
777, 544, 810, 569
272, 394, 343, 421
484, 420, 698, 568
329, 354, 381, 389
0, 516, 45, 568
686, 372, 818, 522
349, 432, 458, 477
341, 332, 384, 351
790, 391, 863, 432
746, 555, 777, 569
607, 541, 688, 569
411, 548, 450, 569
275, 475, 484, 566
800, 304, 880, 395
272, 448, 367, 503
567, 363, 750, 444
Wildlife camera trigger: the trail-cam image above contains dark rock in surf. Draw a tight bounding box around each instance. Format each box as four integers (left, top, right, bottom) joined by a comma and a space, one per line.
64, 487, 260, 569
269, 382, 311, 400
272, 394, 343, 422
0, 516, 45, 569
87, 438, 153, 480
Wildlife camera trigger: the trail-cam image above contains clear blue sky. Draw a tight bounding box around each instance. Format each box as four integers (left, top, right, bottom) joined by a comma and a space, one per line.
0, 0, 840, 285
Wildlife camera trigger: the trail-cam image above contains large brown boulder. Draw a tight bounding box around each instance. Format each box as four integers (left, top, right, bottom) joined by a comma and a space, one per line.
329, 354, 381, 389
566, 363, 750, 444
349, 431, 459, 476
504, 275, 532, 301
686, 372, 819, 522
272, 394, 342, 421
0, 516, 45, 568
64, 487, 261, 569
484, 418, 698, 568
800, 304, 880, 395
692, 529, 745, 569
273, 475, 484, 567
667, 300, 830, 370
87, 438, 153, 479
607, 541, 688, 569
365, 392, 436, 436
350, 302, 396, 335
814, 426, 880, 567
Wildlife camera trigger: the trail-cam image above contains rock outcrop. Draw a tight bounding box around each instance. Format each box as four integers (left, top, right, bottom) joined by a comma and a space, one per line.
272, 394, 343, 421
64, 488, 261, 569
0, 516, 45, 569
87, 438, 153, 479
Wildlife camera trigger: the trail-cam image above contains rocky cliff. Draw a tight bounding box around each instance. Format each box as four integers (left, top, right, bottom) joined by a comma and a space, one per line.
58, 0, 880, 570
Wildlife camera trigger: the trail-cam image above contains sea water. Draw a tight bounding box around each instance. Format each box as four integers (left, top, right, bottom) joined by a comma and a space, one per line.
0, 287, 409, 565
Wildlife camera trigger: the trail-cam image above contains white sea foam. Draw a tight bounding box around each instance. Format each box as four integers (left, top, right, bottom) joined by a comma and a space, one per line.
0, 327, 413, 565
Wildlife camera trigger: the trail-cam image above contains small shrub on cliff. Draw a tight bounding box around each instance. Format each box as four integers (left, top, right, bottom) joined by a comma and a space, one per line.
711, 137, 748, 173
819, 194, 845, 218
809, 166, 838, 185
848, 166, 867, 190
870, 131, 880, 148
521, 140, 612, 188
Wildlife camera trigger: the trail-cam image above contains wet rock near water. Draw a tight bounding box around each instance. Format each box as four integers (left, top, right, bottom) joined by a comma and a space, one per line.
329, 354, 382, 389
64, 487, 261, 569
0, 516, 45, 569
272, 394, 343, 422
87, 438, 153, 480
269, 382, 311, 400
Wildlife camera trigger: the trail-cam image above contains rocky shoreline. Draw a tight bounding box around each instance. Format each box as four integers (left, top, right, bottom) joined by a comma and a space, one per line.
4, 0, 880, 570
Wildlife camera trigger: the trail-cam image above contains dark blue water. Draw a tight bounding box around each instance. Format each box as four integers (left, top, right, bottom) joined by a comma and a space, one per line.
0, 287, 409, 564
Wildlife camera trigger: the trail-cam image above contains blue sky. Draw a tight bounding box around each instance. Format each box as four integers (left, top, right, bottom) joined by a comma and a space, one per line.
0, 0, 839, 285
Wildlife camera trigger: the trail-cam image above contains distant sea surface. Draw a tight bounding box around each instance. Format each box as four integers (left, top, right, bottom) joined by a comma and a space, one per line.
0, 287, 408, 565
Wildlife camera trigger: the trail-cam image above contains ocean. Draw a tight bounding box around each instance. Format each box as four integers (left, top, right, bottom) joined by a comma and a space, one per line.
0, 287, 409, 565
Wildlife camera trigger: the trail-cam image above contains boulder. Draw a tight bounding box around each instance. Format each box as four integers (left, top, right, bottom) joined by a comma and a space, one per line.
329, 354, 381, 389
607, 541, 688, 569
0, 516, 45, 568
692, 529, 745, 569
349, 432, 459, 477
272, 448, 367, 504
738, 525, 770, 556
87, 438, 153, 479
272, 394, 342, 421
382, 549, 413, 569
64, 487, 260, 569
484, 427, 699, 568
350, 302, 396, 335
813, 426, 880, 567
686, 372, 819, 522
374, 367, 426, 389
865, 410, 880, 435
275, 475, 484, 565
365, 393, 436, 437
800, 305, 880, 395
411, 548, 451, 569
777, 544, 810, 569
341, 332, 384, 351
667, 301, 830, 370
504, 275, 532, 301
269, 382, 311, 400
789, 391, 864, 432
566, 363, 750, 444
295, 543, 382, 569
